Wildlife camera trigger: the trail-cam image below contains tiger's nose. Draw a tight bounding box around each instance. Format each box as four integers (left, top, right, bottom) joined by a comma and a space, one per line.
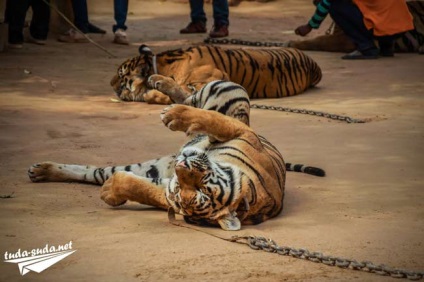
176, 161, 187, 168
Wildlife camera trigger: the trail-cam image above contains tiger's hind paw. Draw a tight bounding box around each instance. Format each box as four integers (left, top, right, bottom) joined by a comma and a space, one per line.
28, 162, 60, 182
143, 89, 172, 105
100, 172, 128, 206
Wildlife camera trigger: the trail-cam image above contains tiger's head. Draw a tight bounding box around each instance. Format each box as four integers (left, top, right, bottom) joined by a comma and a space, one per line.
167, 147, 214, 216
110, 45, 155, 101
173, 148, 212, 212
166, 145, 243, 230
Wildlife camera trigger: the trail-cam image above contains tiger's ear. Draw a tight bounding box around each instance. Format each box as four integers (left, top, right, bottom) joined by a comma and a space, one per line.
139, 44, 153, 56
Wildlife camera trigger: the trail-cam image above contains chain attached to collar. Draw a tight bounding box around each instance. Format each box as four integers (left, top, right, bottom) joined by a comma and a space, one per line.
232, 236, 424, 280
168, 208, 423, 280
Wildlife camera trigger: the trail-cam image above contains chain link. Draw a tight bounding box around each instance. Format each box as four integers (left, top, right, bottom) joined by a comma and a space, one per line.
251, 104, 366, 123
168, 208, 422, 280
204, 37, 290, 47
231, 236, 424, 280
204, 22, 335, 46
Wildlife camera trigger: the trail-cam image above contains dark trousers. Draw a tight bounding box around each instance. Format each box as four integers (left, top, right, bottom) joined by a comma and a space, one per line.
328, 0, 376, 51
4, 0, 50, 43
189, 0, 229, 26
113, 0, 128, 32
71, 0, 89, 33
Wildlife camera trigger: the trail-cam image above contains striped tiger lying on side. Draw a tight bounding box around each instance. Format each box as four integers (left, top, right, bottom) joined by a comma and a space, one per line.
110, 44, 322, 104
28, 79, 324, 230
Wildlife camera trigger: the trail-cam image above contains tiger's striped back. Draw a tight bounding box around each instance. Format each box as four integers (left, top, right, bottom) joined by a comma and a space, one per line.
241, 135, 286, 225
186, 80, 251, 125
157, 45, 322, 99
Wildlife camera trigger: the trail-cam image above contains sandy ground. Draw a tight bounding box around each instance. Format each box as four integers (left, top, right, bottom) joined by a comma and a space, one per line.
0, 0, 423, 281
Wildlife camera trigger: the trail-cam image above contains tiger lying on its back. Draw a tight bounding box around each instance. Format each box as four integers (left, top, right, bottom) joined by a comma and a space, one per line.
28, 76, 323, 230
110, 44, 322, 104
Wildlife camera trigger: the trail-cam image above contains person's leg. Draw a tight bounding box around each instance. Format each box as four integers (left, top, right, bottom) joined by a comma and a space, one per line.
377, 35, 397, 57
209, 0, 229, 38
58, 0, 89, 43
190, 0, 206, 24
5, 0, 30, 45
212, 0, 229, 26
180, 0, 207, 34
29, 0, 50, 41
72, 0, 105, 34
329, 0, 378, 57
71, 0, 89, 33
113, 0, 128, 33
112, 0, 129, 44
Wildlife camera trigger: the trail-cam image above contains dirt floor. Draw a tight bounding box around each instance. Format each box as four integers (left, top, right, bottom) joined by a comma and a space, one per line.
0, 0, 423, 281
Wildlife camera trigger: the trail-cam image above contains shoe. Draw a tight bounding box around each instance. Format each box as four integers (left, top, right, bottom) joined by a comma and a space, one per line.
27, 35, 46, 45
341, 49, 379, 60
58, 29, 89, 43
378, 39, 394, 57
180, 22, 207, 34
113, 29, 129, 45
380, 49, 394, 57
8, 43, 23, 49
379, 46, 394, 57
209, 25, 229, 38
88, 23, 106, 34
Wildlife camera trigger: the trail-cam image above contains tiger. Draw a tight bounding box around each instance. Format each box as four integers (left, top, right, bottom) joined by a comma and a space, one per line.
28, 77, 324, 230
288, 1, 424, 54
110, 44, 322, 105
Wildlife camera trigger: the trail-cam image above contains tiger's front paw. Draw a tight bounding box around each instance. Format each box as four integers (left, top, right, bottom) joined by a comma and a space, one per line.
148, 74, 178, 94
160, 104, 193, 133
143, 89, 172, 105
100, 172, 128, 206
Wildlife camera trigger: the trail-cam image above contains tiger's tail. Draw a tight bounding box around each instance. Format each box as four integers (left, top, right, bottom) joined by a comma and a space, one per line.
286, 163, 325, 177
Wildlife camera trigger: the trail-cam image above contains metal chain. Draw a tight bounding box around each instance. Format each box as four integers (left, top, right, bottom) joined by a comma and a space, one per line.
204, 37, 290, 47
204, 21, 336, 46
168, 208, 422, 280
230, 236, 424, 280
251, 104, 367, 123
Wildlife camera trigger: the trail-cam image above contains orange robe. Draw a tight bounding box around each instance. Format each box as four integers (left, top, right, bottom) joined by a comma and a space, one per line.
353, 0, 414, 36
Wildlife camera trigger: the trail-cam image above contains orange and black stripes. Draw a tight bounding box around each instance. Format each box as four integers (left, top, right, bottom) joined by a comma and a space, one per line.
155, 45, 322, 99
